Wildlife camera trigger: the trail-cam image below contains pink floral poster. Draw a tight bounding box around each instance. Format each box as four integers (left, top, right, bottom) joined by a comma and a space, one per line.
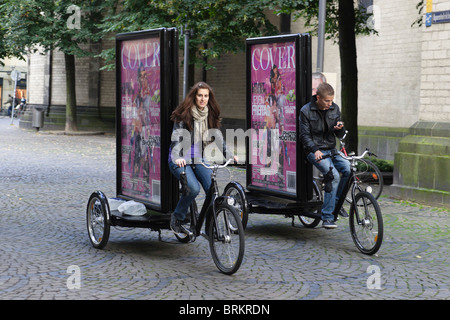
119, 36, 161, 204
249, 41, 297, 194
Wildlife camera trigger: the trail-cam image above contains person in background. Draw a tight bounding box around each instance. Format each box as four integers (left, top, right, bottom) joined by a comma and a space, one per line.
299, 82, 350, 229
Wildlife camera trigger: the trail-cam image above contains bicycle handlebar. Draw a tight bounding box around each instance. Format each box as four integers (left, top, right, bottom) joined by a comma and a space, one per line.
318, 149, 376, 162
200, 158, 234, 170
340, 130, 349, 141
340, 149, 376, 160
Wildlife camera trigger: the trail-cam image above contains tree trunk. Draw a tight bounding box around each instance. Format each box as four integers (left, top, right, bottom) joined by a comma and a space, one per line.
338, 0, 358, 153
202, 42, 208, 82
64, 53, 78, 132
188, 50, 196, 88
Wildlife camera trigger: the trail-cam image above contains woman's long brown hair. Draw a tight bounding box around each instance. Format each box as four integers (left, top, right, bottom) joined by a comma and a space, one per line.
170, 82, 221, 131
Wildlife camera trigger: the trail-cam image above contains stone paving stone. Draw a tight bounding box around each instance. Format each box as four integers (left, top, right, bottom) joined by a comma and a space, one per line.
0, 117, 448, 301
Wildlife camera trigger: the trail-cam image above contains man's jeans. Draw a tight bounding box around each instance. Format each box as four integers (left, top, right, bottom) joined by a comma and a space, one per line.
169, 161, 212, 221
306, 150, 350, 221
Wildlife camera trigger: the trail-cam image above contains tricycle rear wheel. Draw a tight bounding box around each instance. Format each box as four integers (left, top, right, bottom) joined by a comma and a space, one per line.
86, 191, 111, 249
223, 181, 248, 229
298, 180, 322, 228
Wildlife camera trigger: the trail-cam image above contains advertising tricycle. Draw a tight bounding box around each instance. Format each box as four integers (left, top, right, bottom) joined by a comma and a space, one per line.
223, 34, 383, 255
86, 28, 245, 275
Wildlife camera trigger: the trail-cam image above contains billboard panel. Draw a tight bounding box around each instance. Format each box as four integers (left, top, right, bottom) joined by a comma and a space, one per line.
116, 28, 178, 212
119, 35, 161, 204
246, 34, 311, 201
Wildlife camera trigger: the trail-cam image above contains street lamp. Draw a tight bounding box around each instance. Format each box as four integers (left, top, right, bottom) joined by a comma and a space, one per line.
10, 69, 22, 124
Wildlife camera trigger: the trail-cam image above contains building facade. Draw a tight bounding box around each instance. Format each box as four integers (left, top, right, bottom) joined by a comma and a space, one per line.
23, 0, 449, 207
0, 57, 27, 115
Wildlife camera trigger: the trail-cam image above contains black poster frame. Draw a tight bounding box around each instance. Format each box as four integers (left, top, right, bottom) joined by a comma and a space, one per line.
115, 28, 178, 213
245, 33, 312, 202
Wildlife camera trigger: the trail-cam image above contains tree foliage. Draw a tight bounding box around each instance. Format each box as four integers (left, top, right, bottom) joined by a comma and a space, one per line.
1, 0, 384, 141
1, 0, 107, 56
412, 0, 425, 27
268, 0, 376, 153
267, 0, 375, 40
99, 0, 279, 70
1, 0, 109, 131
0, 1, 15, 64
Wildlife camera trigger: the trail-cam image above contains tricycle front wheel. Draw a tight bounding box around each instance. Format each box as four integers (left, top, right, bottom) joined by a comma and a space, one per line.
349, 191, 383, 255
208, 203, 245, 275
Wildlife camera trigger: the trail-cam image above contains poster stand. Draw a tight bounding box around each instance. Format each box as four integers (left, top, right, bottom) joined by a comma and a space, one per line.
245, 33, 313, 202
115, 28, 179, 213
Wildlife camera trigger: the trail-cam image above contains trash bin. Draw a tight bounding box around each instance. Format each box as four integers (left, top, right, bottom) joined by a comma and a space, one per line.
32, 106, 45, 129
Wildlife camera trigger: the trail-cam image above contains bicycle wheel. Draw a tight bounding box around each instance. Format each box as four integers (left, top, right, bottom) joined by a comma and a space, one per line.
346, 158, 383, 203
223, 182, 248, 229
349, 191, 383, 255
86, 191, 111, 249
208, 203, 245, 275
298, 180, 322, 228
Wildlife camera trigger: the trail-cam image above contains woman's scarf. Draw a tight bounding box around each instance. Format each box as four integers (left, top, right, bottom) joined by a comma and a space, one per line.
191, 105, 209, 145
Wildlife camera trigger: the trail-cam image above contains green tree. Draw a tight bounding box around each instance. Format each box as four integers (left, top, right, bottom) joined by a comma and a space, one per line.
412, 0, 425, 27
0, 1, 17, 64
2, 0, 108, 132
99, 0, 375, 152
99, 0, 278, 85
272, 0, 375, 153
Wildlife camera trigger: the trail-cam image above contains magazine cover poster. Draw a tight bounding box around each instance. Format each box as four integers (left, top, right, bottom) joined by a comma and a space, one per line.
120, 36, 161, 204
250, 41, 297, 194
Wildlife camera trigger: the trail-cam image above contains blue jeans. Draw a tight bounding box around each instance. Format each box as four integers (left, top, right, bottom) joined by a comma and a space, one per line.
168, 161, 212, 221
306, 150, 350, 221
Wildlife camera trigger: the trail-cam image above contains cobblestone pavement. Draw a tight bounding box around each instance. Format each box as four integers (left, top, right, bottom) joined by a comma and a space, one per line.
0, 117, 448, 301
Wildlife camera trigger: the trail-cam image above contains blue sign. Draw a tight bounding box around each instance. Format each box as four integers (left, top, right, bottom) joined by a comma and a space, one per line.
433, 10, 450, 24
426, 13, 433, 27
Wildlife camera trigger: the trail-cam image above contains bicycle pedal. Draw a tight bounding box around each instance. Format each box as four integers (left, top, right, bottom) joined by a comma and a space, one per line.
181, 225, 195, 240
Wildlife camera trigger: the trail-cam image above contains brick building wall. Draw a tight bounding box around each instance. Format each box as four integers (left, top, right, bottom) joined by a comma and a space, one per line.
203, 52, 247, 128
50, 50, 67, 106
356, 0, 423, 128
27, 48, 48, 106
420, 0, 450, 122
22, 1, 449, 206
24, 0, 450, 138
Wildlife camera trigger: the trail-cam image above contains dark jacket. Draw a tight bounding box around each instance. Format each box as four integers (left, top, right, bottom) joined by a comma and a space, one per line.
299, 95, 345, 154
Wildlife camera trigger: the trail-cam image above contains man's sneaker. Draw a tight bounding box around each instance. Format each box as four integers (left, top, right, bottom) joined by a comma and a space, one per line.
170, 214, 182, 233
338, 208, 349, 218
322, 220, 337, 229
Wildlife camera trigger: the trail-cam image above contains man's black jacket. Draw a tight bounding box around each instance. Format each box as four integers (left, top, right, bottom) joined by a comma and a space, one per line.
299, 95, 345, 154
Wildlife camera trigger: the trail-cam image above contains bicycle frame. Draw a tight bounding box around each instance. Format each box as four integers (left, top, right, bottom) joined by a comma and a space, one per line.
330, 150, 372, 220
184, 159, 234, 240
339, 130, 351, 157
